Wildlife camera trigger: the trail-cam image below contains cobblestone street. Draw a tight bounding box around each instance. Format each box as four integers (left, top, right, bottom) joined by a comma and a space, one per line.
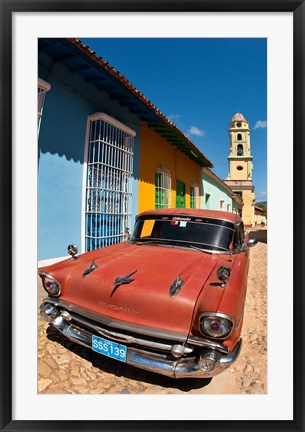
38, 228, 267, 395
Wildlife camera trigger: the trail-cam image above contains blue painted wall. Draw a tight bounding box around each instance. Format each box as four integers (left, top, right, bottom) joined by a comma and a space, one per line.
38, 55, 140, 260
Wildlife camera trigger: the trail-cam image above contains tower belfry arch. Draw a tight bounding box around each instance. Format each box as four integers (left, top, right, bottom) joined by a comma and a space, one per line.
224, 113, 255, 226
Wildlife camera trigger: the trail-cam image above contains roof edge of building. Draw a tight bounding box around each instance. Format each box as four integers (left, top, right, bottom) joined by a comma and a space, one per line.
202, 168, 240, 197
66, 38, 213, 168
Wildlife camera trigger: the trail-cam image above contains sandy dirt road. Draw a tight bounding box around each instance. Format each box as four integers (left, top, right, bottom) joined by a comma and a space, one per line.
38, 228, 267, 395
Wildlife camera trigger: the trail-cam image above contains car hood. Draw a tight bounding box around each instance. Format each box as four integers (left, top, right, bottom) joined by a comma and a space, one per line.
44, 243, 222, 338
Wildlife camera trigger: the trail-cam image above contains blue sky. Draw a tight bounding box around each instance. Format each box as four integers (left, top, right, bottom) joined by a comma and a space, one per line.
81, 38, 267, 202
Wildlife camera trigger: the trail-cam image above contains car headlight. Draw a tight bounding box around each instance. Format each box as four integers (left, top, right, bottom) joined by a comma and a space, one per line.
200, 313, 234, 338
40, 272, 61, 297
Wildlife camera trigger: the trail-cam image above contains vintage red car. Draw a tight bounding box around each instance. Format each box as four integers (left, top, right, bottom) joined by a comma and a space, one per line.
39, 208, 256, 379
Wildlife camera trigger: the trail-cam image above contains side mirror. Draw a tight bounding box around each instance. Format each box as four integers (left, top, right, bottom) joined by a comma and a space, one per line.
68, 244, 79, 259
125, 227, 131, 240
216, 265, 231, 287
247, 239, 257, 248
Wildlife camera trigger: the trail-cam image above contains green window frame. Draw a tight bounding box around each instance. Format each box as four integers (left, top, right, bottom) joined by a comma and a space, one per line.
155, 169, 171, 209
176, 179, 186, 208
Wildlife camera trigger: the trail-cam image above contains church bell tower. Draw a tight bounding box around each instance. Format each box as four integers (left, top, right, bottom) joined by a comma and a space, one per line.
224, 113, 255, 226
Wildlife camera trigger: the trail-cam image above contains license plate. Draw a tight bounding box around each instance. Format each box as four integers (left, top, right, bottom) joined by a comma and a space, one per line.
92, 335, 127, 362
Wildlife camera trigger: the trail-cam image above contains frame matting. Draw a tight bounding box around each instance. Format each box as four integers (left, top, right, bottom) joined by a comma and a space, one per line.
1, 1, 304, 431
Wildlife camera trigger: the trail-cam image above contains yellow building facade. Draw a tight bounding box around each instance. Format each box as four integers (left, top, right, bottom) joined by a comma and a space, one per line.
224, 113, 256, 226
254, 206, 267, 226
138, 124, 202, 214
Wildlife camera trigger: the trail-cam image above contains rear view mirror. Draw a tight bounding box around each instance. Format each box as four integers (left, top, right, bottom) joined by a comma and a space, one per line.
247, 239, 257, 248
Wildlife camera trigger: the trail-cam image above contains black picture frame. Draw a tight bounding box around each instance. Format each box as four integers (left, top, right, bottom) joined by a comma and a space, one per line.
1, 1, 304, 431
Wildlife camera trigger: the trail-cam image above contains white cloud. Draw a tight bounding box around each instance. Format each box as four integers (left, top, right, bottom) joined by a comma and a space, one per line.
256, 192, 267, 202
254, 120, 267, 129
168, 114, 180, 122
188, 126, 206, 137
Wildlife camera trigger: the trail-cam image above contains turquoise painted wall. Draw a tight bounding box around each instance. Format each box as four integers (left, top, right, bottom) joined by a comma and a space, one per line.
38, 56, 140, 260
201, 171, 233, 212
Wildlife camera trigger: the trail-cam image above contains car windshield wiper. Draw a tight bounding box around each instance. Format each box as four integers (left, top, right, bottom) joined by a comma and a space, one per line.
134, 239, 226, 254
136, 240, 214, 254
135, 239, 170, 246
187, 244, 214, 255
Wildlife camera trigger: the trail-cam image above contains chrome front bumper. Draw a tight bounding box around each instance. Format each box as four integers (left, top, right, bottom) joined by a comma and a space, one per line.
40, 301, 242, 379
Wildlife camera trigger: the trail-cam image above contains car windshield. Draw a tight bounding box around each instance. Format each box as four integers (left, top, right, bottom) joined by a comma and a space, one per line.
130, 215, 235, 252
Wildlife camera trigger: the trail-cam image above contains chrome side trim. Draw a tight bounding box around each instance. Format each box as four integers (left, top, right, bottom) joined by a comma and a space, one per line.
43, 298, 188, 343
187, 336, 229, 354
50, 315, 242, 378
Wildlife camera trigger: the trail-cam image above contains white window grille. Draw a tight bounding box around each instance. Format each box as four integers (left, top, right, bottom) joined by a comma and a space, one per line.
155, 167, 171, 209
227, 203, 231, 212
190, 184, 199, 209
220, 200, 225, 211
38, 78, 51, 136
84, 113, 136, 252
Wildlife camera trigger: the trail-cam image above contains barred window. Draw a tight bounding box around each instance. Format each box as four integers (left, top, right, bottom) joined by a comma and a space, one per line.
38, 78, 51, 136
190, 184, 199, 209
84, 113, 136, 252
155, 168, 171, 209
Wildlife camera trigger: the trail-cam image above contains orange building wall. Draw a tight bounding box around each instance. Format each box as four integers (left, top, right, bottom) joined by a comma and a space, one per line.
138, 124, 202, 214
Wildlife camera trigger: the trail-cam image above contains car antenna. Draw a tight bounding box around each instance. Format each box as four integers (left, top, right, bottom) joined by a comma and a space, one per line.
229, 230, 234, 262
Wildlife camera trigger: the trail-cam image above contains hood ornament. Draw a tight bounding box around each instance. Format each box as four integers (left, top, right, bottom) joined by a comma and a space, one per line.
82, 260, 98, 278
113, 270, 138, 287
169, 275, 184, 297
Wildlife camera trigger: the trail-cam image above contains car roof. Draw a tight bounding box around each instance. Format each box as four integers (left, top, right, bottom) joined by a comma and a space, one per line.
137, 208, 241, 224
